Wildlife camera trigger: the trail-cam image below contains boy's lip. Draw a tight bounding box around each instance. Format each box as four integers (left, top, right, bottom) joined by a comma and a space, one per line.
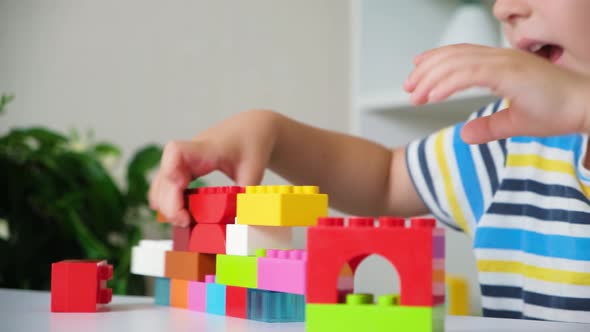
516, 38, 564, 64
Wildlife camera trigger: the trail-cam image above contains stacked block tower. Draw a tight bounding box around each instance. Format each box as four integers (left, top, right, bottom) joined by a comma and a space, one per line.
131, 185, 446, 331
132, 185, 328, 322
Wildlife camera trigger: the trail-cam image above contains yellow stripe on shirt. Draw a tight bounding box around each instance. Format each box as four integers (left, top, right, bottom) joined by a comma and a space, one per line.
435, 128, 470, 235
478, 260, 590, 286
506, 154, 590, 197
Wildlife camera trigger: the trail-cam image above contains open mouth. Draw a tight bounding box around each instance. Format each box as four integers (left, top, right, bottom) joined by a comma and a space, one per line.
526, 43, 564, 63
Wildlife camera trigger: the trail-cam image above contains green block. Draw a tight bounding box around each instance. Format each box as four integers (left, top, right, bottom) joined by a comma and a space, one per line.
215, 254, 258, 288
306, 304, 445, 332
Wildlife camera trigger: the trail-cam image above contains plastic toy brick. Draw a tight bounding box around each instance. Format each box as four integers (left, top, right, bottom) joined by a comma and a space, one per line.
189, 224, 227, 254
215, 254, 258, 288
236, 185, 328, 226
188, 186, 244, 224
257, 249, 307, 295
156, 211, 168, 223
306, 303, 445, 332
307, 216, 445, 306
173, 224, 194, 251
131, 240, 172, 277
225, 224, 293, 256
187, 280, 207, 312
51, 260, 113, 312
154, 277, 171, 306
446, 275, 469, 316
247, 288, 305, 322
226, 286, 248, 319
164, 251, 216, 281
206, 277, 226, 316
170, 279, 189, 308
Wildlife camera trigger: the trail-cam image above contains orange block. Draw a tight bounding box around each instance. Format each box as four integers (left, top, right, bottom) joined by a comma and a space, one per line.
170, 279, 189, 308
156, 211, 168, 223
165, 251, 216, 282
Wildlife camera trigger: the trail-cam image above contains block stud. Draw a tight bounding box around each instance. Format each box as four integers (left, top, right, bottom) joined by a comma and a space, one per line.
411, 218, 436, 228
266, 249, 279, 258
346, 293, 373, 305
317, 217, 344, 227
288, 249, 304, 260
302, 186, 319, 194
348, 217, 374, 228
98, 288, 112, 304
205, 275, 216, 283
278, 185, 293, 194
277, 250, 288, 259
377, 294, 400, 306
256, 248, 267, 257
378, 216, 405, 228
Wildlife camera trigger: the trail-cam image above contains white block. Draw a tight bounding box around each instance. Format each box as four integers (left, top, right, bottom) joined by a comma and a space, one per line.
225, 224, 293, 256
131, 240, 172, 277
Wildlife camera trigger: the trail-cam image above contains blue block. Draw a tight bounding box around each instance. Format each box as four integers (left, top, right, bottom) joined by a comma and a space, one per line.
206, 283, 226, 315
246, 289, 305, 322
154, 277, 170, 306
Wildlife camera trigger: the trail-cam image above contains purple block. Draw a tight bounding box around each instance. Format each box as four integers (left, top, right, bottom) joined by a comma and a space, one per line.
188, 281, 207, 312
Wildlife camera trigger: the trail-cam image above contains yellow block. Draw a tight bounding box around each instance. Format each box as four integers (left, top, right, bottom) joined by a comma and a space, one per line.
236, 185, 328, 226
446, 275, 469, 316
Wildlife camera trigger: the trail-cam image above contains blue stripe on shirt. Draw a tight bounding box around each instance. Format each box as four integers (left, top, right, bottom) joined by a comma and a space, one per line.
487, 203, 590, 225
474, 227, 590, 261
453, 124, 484, 221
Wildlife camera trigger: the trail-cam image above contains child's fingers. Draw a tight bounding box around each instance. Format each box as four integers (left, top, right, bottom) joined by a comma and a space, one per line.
148, 173, 162, 210
461, 108, 517, 144
406, 44, 490, 93
410, 55, 495, 105
425, 61, 500, 103
234, 158, 265, 187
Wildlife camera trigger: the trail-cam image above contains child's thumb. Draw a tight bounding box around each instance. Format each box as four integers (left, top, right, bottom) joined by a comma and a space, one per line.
460, 108, 517, 144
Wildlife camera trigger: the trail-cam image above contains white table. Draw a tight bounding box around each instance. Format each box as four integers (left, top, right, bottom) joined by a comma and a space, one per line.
1, 289, 589, 332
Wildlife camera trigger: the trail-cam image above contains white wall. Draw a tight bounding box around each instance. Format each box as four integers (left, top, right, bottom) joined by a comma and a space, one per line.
0, 0, 350, 187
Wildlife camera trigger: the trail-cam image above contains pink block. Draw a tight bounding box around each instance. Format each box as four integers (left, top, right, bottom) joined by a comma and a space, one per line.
257, 249, 306, 295
187, 281, 207, 312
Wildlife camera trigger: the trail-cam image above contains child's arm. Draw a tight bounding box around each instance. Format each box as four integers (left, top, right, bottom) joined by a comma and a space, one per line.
149, 110, 428, 226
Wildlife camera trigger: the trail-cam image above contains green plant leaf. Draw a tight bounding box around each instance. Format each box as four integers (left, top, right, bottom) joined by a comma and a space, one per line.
0, 94, 14, 115
126, 145, 162, 207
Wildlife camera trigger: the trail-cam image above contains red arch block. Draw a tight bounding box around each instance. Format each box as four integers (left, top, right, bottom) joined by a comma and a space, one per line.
187, 186, 244, 224
306, 217, 445, 307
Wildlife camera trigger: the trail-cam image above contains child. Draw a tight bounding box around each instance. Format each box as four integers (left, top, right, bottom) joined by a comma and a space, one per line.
150, 0, 590, 323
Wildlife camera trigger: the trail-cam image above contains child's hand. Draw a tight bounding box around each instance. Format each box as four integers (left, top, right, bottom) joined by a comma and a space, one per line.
149, 110, 280, 226
404, 43, 590, 144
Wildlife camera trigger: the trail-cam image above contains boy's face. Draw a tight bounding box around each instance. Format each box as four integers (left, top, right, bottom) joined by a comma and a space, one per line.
494, 0, 590, 75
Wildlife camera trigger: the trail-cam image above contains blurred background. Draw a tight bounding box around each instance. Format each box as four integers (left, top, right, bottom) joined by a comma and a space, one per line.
0, 0, 502, 315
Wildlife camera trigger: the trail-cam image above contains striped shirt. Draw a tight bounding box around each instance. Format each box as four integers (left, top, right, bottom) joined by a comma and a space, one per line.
406, 99, 590, 323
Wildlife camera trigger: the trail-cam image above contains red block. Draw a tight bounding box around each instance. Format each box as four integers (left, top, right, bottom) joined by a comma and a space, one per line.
189, 224, 227, 254
173, 223, 194, 251
226, 286, 247, 318
187, 186, 244, 224
306, 217, 445, 307
51, 260, 113, 312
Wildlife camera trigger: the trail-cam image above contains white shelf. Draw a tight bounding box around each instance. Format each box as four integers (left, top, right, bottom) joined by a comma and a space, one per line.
358, 88, 496, 114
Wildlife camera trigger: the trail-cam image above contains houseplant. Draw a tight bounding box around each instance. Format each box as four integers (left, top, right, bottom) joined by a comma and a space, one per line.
0, 94, 168, 295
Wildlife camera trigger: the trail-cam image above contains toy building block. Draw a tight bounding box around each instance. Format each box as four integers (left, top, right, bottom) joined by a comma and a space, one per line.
189, 224, 227, 254
225, 224, 293, 256
206, 276, 226, 316
446, 275, 469, 316
170, 279, 189, 308
164, 251, 216, 281
306, 297, 444, 332
51, 260, 113, 312
247, 288, 305, 322
131, 240, 172, 277
236, 185, 328, 226
215, 254, 258, 288
156, 211, 168, 223
173, 224, 194, 251
188, 280, 207, 312
226, 286, 248, 319
188, 186, 244, 224
154, 277, 171, 306
257, 249, 306, 295
307, 216, 445, 306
